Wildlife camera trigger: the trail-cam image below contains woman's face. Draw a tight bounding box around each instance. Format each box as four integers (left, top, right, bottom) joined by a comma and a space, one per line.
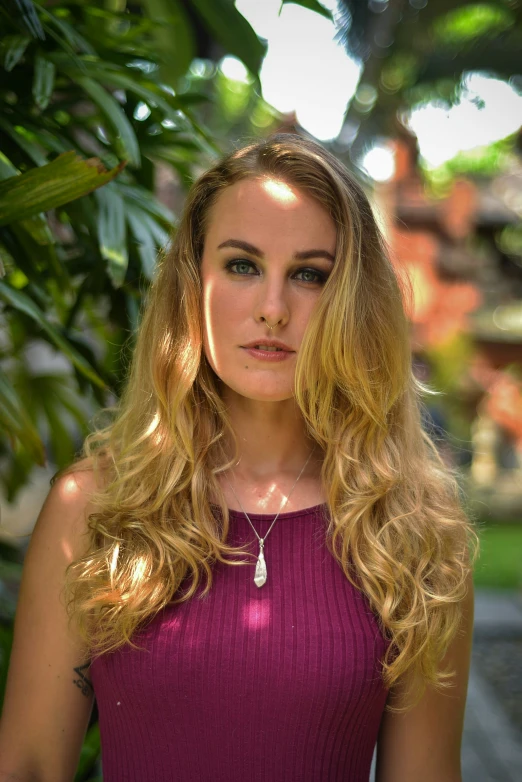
200, 176, 337, 402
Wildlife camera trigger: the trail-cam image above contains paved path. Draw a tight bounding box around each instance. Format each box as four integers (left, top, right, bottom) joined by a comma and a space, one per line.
462, 661, 522, 781
370, 588, 522, 781
462, 589, 522, 781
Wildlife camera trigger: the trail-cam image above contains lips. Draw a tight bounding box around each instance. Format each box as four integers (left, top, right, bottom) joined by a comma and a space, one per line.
241, 345, 293, 360
241, 341, 294, 351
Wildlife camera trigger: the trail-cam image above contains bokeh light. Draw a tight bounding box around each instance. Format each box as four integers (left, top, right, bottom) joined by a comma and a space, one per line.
407, 73, 522, 168
236, 0, 361, 141
361, 145, 396, 182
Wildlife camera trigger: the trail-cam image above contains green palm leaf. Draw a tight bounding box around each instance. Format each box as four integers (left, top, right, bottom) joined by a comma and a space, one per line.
142, 0, 196, 86
74, 722, 101, 781
126, 202, 169, 279
0, 282, 106, 389
74, 76, 141, 168
1, 34, 31, 71
190, 0, 266, 78
0, 151, 125, 226
0, 364, 45, 462
280, 0, 333, 22
95, 183, 128, 288
32, 53, 55, 110
0, 116, 49, 166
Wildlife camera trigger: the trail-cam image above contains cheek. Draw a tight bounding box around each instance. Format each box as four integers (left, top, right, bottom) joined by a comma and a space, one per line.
202, 282, 243, 356
208, 292, 235, 333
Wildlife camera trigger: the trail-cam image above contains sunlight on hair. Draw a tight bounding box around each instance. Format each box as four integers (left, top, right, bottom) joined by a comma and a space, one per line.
261, 177, 298, 204
146, 413, 160, 437
145, 412, 165, 447
130, 556, 149, 587
110, 543, 120, 584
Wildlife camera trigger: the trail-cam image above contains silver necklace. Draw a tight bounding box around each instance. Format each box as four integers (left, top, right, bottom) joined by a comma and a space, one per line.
223, 319, 315, 587
222, 447, 315, 587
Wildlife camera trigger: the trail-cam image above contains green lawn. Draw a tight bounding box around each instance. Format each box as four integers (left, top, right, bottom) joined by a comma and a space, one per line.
473, 523, 522, 590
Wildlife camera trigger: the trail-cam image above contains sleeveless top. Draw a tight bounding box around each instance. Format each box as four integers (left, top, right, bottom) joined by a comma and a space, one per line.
90, 503, 391, 781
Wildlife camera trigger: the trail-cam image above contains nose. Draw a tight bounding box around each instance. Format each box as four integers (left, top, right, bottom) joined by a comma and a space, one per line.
255, 276, 291, 327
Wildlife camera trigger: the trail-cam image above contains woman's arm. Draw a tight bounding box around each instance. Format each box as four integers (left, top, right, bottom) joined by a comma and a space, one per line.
375, 570, 475, 782
0, 466, 98, 782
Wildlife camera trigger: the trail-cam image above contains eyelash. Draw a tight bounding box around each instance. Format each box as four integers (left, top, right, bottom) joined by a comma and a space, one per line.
225, 259, 327, 284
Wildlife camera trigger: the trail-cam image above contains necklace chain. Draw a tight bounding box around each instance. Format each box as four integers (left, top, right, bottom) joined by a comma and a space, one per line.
222, 447, 315, 587
221, 318, 316, 587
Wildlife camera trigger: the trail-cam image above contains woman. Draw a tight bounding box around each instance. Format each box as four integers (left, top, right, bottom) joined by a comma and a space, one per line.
0, 133, 478, 782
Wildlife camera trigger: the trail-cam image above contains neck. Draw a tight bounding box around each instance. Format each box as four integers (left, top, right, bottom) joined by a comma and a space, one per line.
220, 394, 322, 482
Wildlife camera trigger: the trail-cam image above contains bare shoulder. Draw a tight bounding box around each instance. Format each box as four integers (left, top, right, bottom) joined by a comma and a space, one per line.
0, 455, 113, 780
53, 454, 109, 503
44, 455, 110, 552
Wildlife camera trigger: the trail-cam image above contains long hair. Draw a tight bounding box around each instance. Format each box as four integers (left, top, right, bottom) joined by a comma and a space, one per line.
58, 133, 478, 713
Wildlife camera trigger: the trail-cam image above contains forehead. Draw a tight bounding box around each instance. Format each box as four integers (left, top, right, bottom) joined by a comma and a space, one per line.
203, 177, 336, 248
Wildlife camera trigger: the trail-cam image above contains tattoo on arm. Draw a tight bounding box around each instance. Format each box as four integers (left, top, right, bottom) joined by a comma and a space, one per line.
73, 662, 94, 697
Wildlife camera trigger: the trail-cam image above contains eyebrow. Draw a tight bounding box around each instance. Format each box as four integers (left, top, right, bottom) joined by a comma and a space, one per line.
217, 239, 335, 264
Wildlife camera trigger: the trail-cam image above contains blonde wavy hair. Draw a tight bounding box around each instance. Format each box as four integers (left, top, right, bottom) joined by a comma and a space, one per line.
57, 132, 478, 713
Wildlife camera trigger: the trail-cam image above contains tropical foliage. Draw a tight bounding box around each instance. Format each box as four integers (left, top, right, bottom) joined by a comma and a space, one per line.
336, 0, 522, 165
0, 1, 315, 776
0, 0, 271, 503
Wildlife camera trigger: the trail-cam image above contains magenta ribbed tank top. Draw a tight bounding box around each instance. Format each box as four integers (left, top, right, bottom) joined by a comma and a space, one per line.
90, 503, 391, 781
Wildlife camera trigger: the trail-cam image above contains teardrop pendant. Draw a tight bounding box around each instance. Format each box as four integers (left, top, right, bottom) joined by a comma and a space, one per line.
254, 539, 267, 587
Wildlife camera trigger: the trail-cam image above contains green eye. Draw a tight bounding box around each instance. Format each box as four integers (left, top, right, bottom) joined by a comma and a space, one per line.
225, 259, 326, 284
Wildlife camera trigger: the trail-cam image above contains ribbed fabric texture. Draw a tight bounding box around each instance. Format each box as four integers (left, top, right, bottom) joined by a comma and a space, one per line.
90, 503, 391, 781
